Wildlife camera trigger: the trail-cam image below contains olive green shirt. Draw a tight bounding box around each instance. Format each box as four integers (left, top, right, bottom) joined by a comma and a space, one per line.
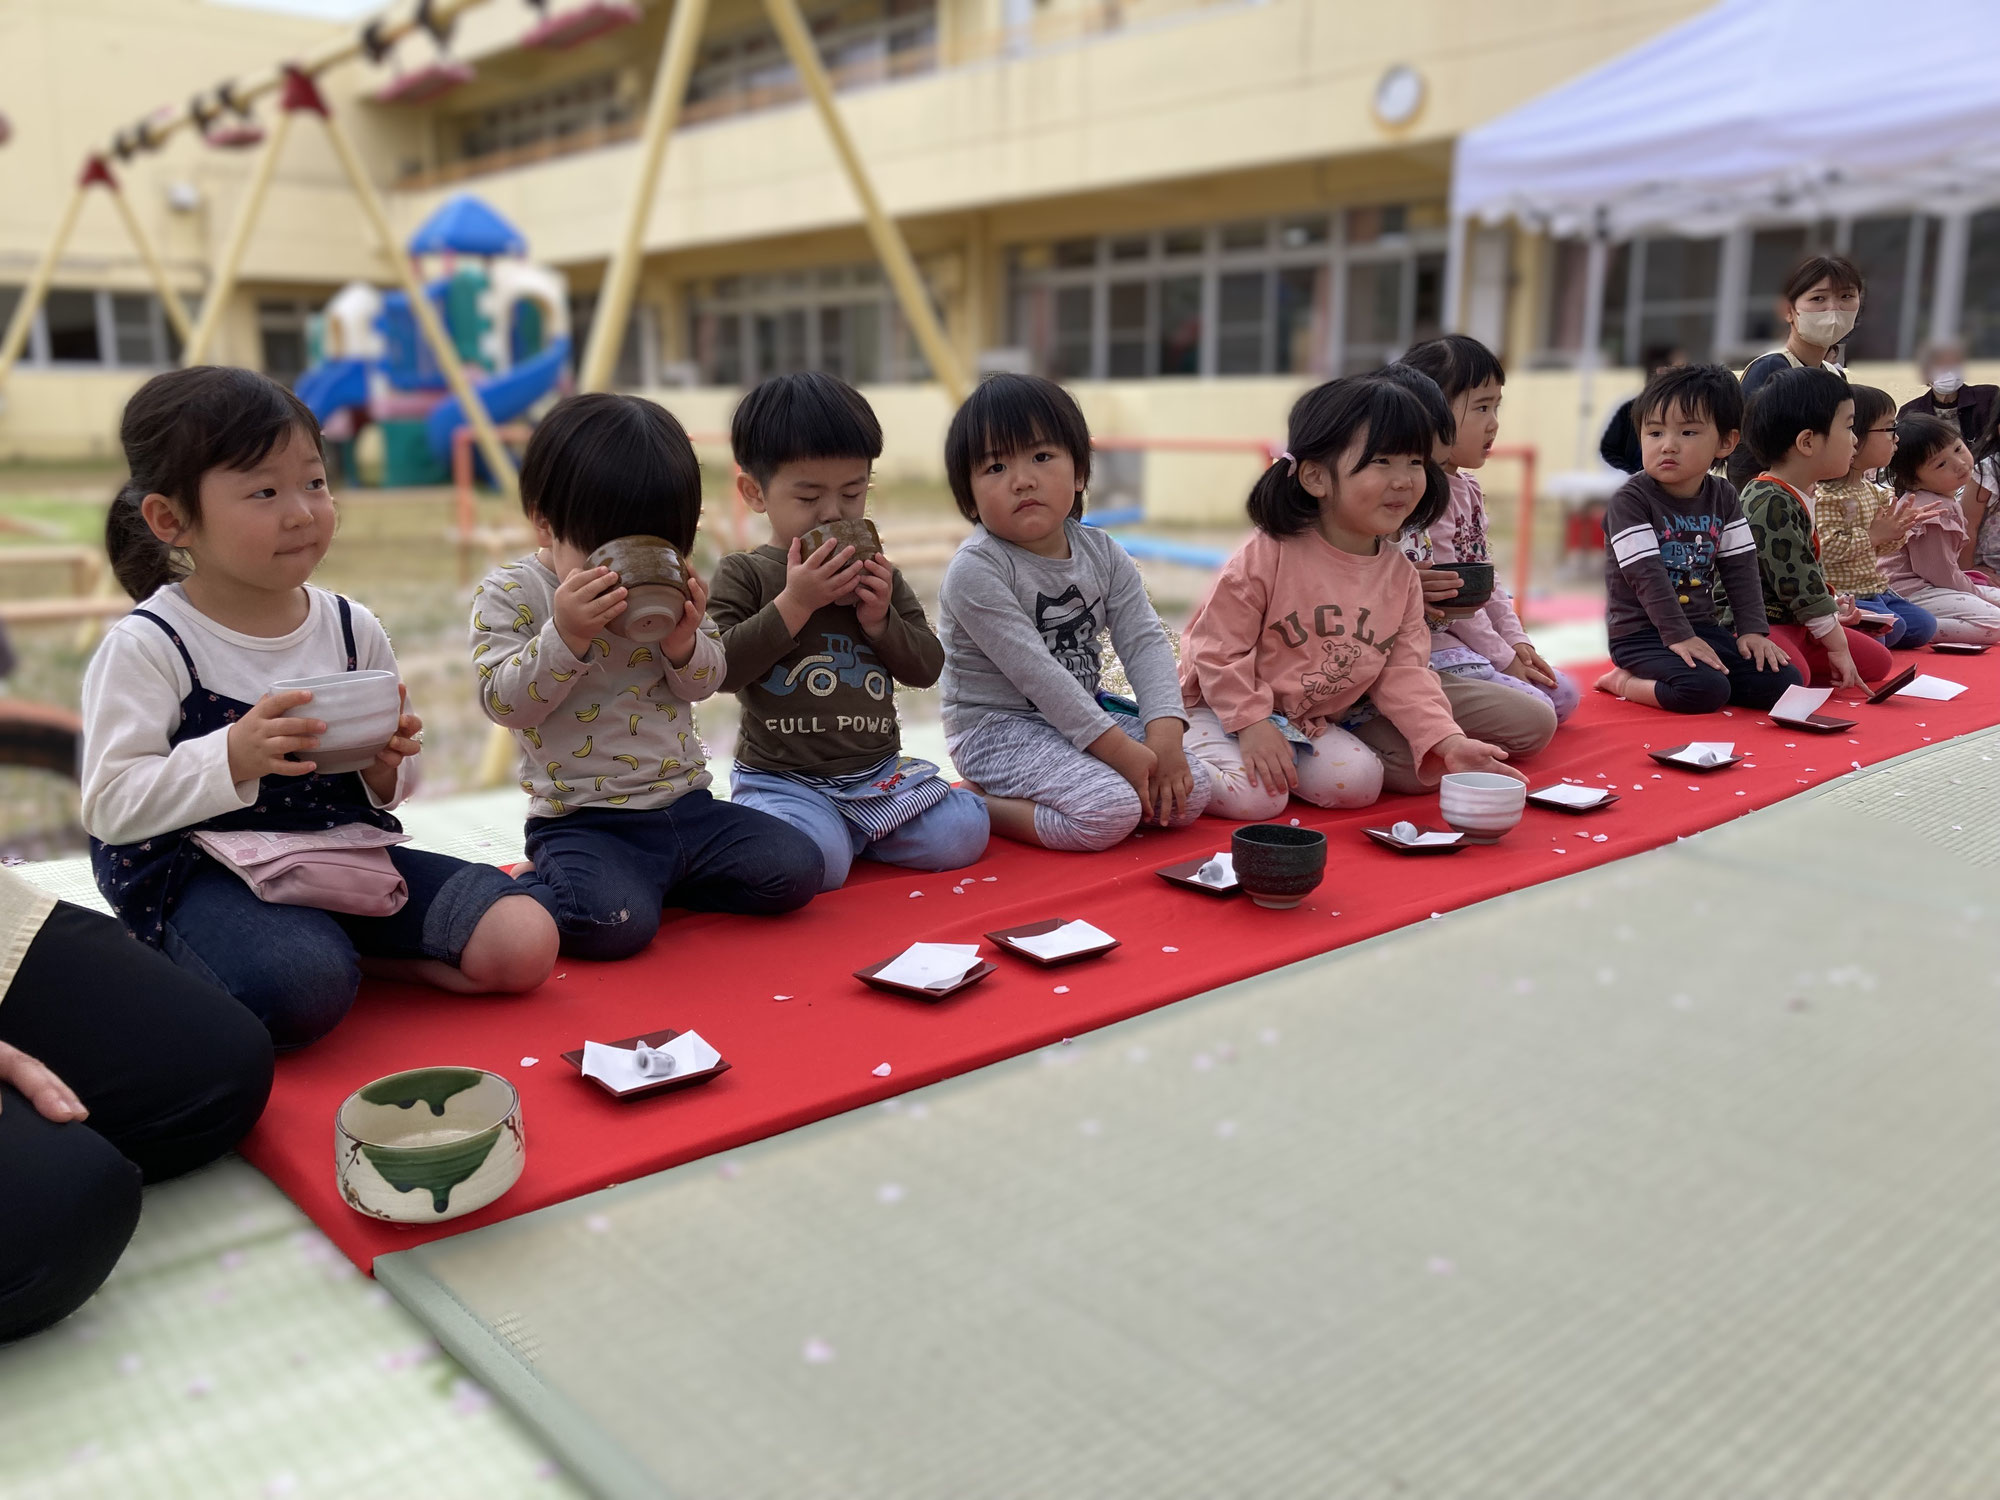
708, 544, 944, 779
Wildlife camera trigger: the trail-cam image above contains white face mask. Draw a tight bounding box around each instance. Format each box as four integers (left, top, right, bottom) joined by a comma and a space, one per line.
1793, 307, 1857, 348
1932, 368, 1966, 397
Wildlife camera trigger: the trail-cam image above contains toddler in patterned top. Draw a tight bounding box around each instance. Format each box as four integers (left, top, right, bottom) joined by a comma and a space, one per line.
1396, 335, 1579, 721
471, 393, 822, 960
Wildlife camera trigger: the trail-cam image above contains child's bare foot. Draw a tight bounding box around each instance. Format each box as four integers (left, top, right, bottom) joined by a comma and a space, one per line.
505, 859, 535, 878
958, 777, 985, 796
1595, 666, 1633, 699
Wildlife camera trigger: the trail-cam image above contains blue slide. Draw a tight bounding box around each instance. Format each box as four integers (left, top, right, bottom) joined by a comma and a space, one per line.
424, 337, 571, 463
295, 358, 370, 427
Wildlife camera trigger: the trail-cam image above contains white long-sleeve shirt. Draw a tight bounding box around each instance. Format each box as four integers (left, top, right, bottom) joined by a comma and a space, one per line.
80, 584, 408, 848
470, 554, 725, 818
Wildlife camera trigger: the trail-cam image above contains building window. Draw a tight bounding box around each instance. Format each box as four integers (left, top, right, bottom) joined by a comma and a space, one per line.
686, 0, 938, 125
1965, 209, 2000, 359
44, 290, 101, 364
16, 288, 176, 369
1542, 212, 1952, 369
572, 294, 660, 390
686, 265, 929, 387
1844, 214, 1938, 363
1006, 205, 1436, 380
453, 70, 637, 168
259, 299, 315, 386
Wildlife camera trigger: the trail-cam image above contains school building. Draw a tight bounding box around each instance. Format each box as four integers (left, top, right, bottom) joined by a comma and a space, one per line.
1, 0, 1985, 517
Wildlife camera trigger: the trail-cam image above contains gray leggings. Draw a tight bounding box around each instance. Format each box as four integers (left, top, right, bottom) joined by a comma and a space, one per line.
948, 713, 1212, 851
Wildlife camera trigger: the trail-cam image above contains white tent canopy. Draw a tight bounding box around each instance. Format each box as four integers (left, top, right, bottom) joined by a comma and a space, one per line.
1444, 0, 2000, 462
1450, 0, 2000, 242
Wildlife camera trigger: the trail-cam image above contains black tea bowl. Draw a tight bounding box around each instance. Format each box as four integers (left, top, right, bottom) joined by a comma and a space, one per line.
1437, 561, 1495, 613
1231, 823, 1329, 910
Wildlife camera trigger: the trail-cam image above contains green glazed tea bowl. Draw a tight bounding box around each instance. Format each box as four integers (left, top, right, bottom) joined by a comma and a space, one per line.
335, 1067, 524, 1224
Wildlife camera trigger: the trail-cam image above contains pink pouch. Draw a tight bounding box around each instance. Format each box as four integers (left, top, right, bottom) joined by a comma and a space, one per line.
191, 826, 411, 917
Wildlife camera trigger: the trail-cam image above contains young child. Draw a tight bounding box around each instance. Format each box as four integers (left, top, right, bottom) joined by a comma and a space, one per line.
472, 393, 823, 959
82, 367, 557, 1049
1877, 414, 2000, 643
937, 374, 1211, 849
1180, 374, 1524, 817
1595, 364, 1802, 713
1397, 335, 1580, 721
1371, 362, 1558, 765
708, 372, 987, 889
1813, 385, 1940, 649
1731, 366, 1894, 687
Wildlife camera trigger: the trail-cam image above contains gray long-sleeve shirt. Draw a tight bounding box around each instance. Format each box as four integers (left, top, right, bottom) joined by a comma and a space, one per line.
938, 520, 1187, 749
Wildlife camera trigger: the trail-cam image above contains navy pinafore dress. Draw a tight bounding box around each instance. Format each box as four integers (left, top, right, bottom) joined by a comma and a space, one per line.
90, 596, 402, 946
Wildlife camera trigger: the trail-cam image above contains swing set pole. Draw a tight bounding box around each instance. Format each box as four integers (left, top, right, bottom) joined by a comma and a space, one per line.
180, 109, 296, 366
580, 0, 710, 394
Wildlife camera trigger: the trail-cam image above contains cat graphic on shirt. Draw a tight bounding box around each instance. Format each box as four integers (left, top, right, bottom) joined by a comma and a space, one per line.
1034, 585, 1102, 687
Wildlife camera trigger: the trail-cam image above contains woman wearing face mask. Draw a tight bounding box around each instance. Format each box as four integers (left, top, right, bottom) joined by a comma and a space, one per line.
1727, 255, 1865, 490
1899, 340, 1999, 445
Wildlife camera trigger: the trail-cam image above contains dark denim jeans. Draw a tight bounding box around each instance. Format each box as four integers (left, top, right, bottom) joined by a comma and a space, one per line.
517, 790, 823, 961
162, 846, 519, 1049
1855, 591, 1939, 650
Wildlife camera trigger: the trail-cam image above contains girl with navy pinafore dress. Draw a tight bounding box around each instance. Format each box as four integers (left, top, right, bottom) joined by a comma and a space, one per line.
80, 368, 557, 1048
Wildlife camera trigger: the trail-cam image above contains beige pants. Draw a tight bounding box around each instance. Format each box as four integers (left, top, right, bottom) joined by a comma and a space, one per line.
1349, 671, 1557, 795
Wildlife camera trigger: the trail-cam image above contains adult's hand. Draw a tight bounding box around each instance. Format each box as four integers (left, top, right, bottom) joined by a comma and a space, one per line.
0, 1039, 86, 1122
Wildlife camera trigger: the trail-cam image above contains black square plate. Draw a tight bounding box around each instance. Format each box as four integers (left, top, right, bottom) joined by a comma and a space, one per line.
1363, 826, 1468, 853
853, 955, 998, 1000
1933, 642, 1990, 655
1156, 856, 1240, 895
1771, 712, 1859, 733
986, 919, 1121, 966
1866, 665, 1920, 704
1648, 745, 1743, 771
561, 1028, 732, 1100
1525, 786, 1622, 812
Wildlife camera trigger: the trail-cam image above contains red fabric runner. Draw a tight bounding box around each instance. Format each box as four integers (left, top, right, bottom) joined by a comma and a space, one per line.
242, 655, 2000, 1268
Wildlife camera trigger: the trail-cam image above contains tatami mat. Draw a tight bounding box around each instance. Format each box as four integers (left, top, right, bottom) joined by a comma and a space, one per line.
0, 1157, 580, 1499
377, 729, 2000, 1500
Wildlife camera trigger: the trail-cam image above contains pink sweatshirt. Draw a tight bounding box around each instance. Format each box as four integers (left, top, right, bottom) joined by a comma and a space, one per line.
1881, 489, 1976, 595
1180, 526, 1461, 778
1427, 471, 1531, 667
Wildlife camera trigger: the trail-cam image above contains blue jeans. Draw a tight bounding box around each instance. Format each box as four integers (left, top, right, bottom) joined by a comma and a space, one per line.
730, 767, 991, 892
517, 790, 822, 961
162, 846, 520, 1051
1855, 591, 1939, 649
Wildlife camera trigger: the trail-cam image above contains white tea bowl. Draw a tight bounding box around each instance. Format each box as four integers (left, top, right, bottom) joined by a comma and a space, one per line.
1438, 770, 1526, 842
270, 669, 401, 775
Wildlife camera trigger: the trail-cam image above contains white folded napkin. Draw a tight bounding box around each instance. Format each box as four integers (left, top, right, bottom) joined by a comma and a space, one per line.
582, 1031, 721, 1093
875, 942, 984, 990
1009, 920, 1116, 960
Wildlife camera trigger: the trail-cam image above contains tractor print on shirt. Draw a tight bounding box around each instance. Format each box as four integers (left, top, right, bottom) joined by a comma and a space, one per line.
1659, 511, 1725, 605
761, 632, 890, 701
1034, 585, 1101, 687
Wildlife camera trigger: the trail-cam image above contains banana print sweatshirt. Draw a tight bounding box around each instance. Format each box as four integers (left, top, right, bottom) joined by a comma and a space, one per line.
470, 554, 725, 819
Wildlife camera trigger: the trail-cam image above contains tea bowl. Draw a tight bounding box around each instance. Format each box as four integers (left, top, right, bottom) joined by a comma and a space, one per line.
1438, 770, 1526, 842
799, 517, 882, 565
270, 668, 400, 775
1231, 823, 1329, 910
1436, 561, 1496, 615
586, 534, 689, 643
335, 1067, 524, 1224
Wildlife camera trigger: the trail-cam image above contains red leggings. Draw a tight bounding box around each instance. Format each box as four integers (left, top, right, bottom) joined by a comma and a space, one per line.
1767, 622, 1896, 687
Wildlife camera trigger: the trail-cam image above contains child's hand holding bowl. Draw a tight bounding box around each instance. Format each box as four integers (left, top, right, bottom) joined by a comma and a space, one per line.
553, 564, 628, 658
661, 567, 710, 669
